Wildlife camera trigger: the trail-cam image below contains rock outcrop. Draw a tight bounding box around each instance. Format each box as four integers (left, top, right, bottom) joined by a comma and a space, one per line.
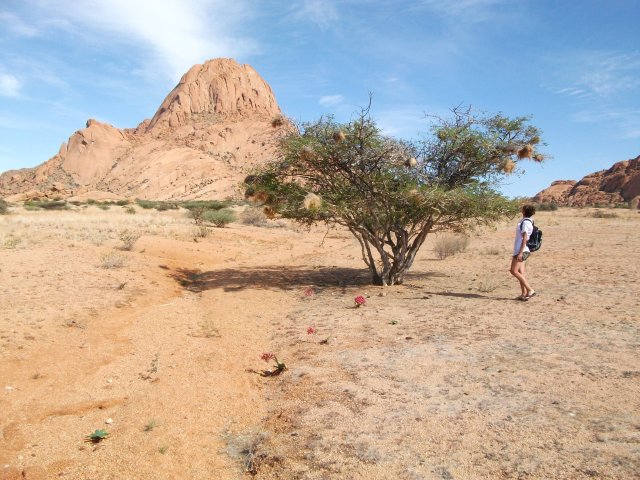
533, 155, 640, 208
0, 58, 288, 200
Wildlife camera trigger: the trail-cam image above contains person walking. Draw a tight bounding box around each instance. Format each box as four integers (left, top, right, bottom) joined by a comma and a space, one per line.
510, 204, 536, 301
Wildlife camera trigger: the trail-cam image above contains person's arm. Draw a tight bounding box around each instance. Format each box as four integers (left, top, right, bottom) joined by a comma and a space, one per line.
517, 231, 527, 261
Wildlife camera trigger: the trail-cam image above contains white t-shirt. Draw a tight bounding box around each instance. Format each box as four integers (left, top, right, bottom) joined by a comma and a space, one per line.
513, 217, 534, 255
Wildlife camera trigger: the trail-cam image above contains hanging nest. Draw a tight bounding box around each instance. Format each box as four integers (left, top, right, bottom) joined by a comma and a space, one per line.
517, 144, 534, 159
530, 135, 540, 145
300, 146, 316, 162
502, 159, 516, 174
263, 206, 276, 218
303, 192, 322, 210
254, 191, 270, 203
532, 153, 545, 163
499, 144, 519, 154
489, 156, 502, 164
333, 130, 346, 143
405, 157, 418, 168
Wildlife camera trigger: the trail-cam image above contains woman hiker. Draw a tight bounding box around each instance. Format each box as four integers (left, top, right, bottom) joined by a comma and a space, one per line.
510, 204, 537, 301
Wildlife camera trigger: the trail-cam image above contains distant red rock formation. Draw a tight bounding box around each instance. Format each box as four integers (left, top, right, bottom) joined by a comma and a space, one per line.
0, 58, 289, 201
533, 155, 640, 208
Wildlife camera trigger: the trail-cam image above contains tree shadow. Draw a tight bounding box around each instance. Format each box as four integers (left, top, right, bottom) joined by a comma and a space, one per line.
168, 265, 439, 293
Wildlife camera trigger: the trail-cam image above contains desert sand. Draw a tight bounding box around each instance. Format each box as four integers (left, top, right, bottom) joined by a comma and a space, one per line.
0, 206, 638, 479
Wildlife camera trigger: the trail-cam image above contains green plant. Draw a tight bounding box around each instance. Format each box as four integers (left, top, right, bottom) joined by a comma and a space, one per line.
535, 202, 558, 211
203, 208, 236, 227
98, 204, 110, 210
245, 104, 543, 285
24, 200, 69, 210
144, 419, 158, 432
86, 429, 109, 443
2, 235, 21, 249
433, 235, 469, 259
124, 206, 136, 214
260, 352, 286, 375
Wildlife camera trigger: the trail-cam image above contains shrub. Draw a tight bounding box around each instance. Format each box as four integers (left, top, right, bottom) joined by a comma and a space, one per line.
535, 202, 558, 211
240, 207, 268, 226
181, 200, 228, 211
124, 206, 136, 214
98, 204, 110, 210
100, 251, 126, 268
135, 199, 178, 211
0, 199, 8, 215
24, 200, 69, 210
203, 208, 236, 227
589, 210, 617, 219
433, 235, 469, 259
119, 230, 141, 250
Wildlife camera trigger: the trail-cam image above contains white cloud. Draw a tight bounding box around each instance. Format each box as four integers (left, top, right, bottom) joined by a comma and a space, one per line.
0, 73, 22, 97
319, 94, 344, 107
27, 0, 257, 82
289, 0, 339, 29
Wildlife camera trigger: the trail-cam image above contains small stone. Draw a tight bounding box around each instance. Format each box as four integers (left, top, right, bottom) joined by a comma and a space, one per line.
105, 418, 113, 424
4, 386, 12, 391
106, 379, 113, 384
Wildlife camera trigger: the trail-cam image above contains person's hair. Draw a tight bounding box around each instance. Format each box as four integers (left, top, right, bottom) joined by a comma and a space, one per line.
522, 204, 536, 217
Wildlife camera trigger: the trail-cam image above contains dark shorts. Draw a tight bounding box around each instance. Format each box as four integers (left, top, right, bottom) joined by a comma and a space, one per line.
513, 252, 530, 261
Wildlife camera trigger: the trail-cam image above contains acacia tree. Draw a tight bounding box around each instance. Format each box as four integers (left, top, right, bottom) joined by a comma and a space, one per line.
245, 106, 544, 286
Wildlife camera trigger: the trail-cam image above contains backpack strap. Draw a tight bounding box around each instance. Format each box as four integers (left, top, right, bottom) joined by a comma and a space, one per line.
520, 218, 533, 232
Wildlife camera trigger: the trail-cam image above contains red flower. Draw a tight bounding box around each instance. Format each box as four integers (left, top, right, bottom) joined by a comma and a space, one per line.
307, 326, 317, 335
354, 295, 366, 307
303, 287, 314, 297
260, 352, 275, 362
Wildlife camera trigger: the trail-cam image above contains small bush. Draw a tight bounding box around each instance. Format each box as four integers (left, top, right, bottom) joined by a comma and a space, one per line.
203, 208, 236, 227
477, 276, 505, 293
240, 207, 268, 226
535, 202, 558, 211
124, 206, 136, 214
433, 235, 469, 260
181, 200, 228, 211
24, 200, 69, 210
135, 199, 178, 211
119, 230, 141, 251
98, 204, 110, 210
0, 199, 8, 215
590, 210, 618, 219
115, 199, 130, 206
100, 251, 126, 268
2, 234, 21, 249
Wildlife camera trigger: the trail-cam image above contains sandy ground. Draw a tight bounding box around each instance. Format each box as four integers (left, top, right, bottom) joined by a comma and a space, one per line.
0, 206, 638, 479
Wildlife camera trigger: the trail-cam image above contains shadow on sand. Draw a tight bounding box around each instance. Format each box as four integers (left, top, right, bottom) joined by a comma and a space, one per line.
168, 265, 440, 293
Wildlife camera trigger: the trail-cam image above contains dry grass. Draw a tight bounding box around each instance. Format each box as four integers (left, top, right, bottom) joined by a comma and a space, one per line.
100, 250, 126, 268
433, 234, 469, 259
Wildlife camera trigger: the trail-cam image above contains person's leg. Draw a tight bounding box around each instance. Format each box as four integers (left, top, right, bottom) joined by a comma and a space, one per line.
510, 256, 532, 298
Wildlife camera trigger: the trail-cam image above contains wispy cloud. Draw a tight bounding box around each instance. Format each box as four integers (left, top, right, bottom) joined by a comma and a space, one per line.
572, 108, 640, 139
0, 11, 40, 37
25, 0, 257, 82
413, 0, 509, 23
319, 94, 344, 107
0, 73, 22, 97
549, 50, 640, 99
288, 0, 339, 29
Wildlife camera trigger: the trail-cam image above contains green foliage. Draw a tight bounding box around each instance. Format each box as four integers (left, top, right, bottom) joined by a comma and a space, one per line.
24, 200, 69, 210
0, 198, 8, 215
181, 200, 229, 211
203, 208, 236, 227
535, 202, 558, 211
86, 429, 109, 443
135, 199, 179, 211
245, 106, 543, 285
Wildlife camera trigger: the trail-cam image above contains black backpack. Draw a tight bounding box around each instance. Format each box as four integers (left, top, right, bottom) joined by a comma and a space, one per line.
522, 218, 542, 252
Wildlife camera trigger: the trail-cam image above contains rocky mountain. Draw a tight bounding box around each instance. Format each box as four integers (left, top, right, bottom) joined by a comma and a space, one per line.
0, 58, 288, 201
533, 155, 640, 208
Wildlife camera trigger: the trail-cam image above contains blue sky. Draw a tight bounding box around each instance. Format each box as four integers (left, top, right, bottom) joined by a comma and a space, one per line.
1, 0, 638, 197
